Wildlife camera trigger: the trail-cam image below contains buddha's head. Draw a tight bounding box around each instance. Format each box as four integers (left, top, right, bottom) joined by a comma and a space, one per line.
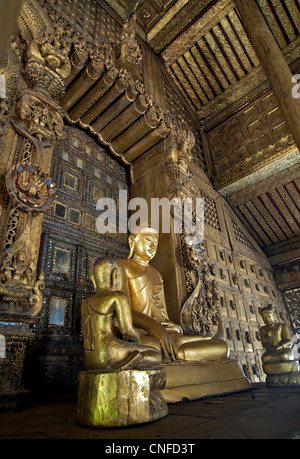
91, 257, 123, 292
128, 227, 159, 262
260, 304, 275, 326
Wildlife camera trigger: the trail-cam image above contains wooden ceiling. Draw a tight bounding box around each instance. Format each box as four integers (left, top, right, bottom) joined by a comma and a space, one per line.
162, 0, 300, 116
100, 0, 300, 276
103, 0, 300, 117
229, 168, 300, 261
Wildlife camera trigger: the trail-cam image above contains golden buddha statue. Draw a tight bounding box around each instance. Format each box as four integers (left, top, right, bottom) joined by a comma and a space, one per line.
260, 305, 294, 365
81, 257, 162, 371
259, 305, 300, 386
118, 227, 228, 363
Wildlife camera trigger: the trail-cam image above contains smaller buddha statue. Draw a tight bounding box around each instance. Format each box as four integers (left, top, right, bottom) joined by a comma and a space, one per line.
81, 257, 162, 372
259, 305, 300, 386
260, 305, 294, 365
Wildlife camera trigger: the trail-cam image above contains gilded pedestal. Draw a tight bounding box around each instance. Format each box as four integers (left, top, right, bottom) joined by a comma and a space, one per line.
75, 368, 168, 428
263, 362, 300, 387
161, 359, 251, 403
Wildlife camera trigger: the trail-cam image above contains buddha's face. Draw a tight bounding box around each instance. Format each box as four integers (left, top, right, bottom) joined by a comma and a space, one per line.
261, 310, 275, 326
132, 232, 159, 262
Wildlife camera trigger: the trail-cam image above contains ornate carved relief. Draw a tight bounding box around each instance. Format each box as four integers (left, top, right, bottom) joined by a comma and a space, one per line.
13, 93, 64, 146
284, 288, 300, 334
0, 100, 10, 141
180, 239, 221, 337
162, 119, 222, 337
0, 0, 70, 315
6, 163, 56, 212
118, 8, 143, 81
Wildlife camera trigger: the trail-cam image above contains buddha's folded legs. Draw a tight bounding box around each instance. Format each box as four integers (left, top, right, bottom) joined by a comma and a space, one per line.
140, 331, 229, 362
262, 350, 294, 365
171, 334, 229, 362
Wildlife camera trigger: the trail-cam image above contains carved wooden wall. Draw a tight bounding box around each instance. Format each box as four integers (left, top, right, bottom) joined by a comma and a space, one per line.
27, 125, 129, 391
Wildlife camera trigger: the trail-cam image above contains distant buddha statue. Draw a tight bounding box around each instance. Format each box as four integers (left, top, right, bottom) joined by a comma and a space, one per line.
81, 257, 162, 371
259, 305, 294, 365
118, 228, 228, 363
259, 304, 300, 386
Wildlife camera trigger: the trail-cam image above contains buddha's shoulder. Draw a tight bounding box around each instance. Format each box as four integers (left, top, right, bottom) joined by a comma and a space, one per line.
118, 259, 161, 279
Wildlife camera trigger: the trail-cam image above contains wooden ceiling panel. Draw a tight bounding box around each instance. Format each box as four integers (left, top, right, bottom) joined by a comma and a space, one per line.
160, 0, 300, 112
236, 180, 300, 250
257, 0, 300, 48
167, 7, 260, 109
103, 0, 300, 113
194, 35, 231, 92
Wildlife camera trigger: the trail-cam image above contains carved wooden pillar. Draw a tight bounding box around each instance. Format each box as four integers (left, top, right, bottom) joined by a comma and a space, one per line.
0, 20, 73, 317
0, 7, 74, 407
235, 0, 300, 152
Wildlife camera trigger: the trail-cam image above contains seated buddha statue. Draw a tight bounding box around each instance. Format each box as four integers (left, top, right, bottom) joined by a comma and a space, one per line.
81, 257, 162, 371
118, 227, 228, 363
259, 305, 294, 365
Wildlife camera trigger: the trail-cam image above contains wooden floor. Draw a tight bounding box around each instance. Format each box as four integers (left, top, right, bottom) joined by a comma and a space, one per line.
0, 384, 300, 440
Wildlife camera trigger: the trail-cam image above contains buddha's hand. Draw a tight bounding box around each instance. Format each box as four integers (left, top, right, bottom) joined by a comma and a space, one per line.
148, 320, 175, 360
163, 321, 183, 335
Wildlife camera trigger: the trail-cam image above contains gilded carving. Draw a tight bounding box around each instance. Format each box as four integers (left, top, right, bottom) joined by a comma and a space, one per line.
118, 4, 142, 81
180, 240, 221, 337
8, 341, 26, 385
6, 163, 57, 212
13, 93, 64, 145
162, 119, 222, 337
25, 19, 71, 76
0, 248, 45, 315
0, 1, 68, 317
70, 40, 89, 71
0, 100, 10, 139
163, 117, 195, 198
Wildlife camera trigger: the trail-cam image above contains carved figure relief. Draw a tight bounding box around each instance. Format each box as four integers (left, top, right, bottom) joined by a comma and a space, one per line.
13, 93, 64, 143
118, 2, 143, 81
6, 163, 57, 212
162, 118, 222, 338
0, 247, 45, 315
